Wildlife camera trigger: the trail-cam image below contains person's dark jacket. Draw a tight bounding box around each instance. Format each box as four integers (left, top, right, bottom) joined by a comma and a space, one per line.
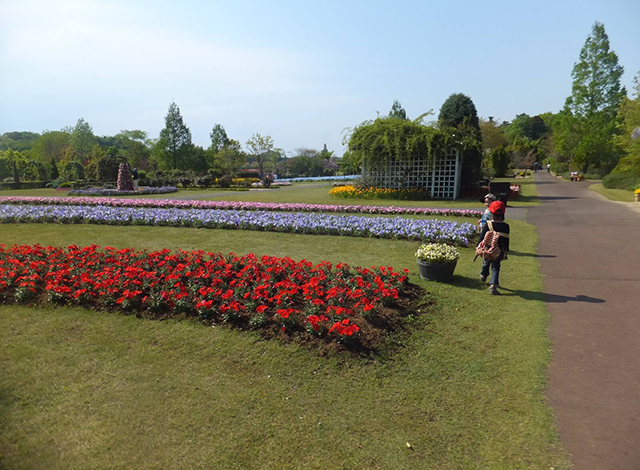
477, 220, 510, 256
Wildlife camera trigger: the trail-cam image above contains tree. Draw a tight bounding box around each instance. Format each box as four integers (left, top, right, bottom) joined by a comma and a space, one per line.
388, 100, 408, 120
438, 93, 483, 187
215, 139, 245, 176
438, 93, 480, 130
70, 118, 97, 161
159, 102, 192, 170
0, 131, 40, 151
612, 71, 640, 170
209, 124, 229, 154
490, 146, 510, 177
479, 117, 508, 152
505, 114, 549, 142
559, 22, 626, 173
245, 133, 274, 176
114, 130, 152, 170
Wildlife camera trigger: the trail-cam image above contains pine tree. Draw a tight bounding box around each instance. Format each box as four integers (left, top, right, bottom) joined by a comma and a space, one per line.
159, 102, 192, 170
559, 22, 626, 173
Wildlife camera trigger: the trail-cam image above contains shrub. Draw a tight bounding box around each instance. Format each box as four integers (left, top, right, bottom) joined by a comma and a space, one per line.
218, 175, 233, 188
602, 172, 640, 191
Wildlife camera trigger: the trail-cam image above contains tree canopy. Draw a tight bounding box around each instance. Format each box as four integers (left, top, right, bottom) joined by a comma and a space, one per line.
159, 101, 193, 170
438, 93, 480, 131
558, 22, 626, 173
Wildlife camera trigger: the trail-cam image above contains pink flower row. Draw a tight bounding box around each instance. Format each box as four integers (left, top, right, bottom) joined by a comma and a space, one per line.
0, 196, 482, 218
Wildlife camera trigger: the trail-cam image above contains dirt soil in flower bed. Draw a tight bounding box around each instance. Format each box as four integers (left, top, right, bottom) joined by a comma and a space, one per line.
0, 244, 426, 356
258, 283, 427, 355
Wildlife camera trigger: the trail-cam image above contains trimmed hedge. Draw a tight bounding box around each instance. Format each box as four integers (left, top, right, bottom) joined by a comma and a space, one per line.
602, 172, 640, 191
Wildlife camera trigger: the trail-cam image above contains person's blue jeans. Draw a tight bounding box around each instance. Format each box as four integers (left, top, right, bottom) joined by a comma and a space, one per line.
481, 258, 501, 286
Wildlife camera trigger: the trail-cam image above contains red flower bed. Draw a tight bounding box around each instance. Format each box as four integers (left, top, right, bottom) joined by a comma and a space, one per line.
0, 244, 423, 352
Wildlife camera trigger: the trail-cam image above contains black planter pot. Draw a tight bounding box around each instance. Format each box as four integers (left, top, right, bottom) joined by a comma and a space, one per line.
417, 259, 457, 282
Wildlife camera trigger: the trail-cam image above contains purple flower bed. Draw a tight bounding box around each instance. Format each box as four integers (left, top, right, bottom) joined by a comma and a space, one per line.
67, 187, 178, 196
0, 204, 477, 246
0, 196, 483, 218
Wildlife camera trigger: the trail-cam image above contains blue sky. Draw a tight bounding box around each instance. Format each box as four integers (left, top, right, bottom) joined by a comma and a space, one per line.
1, 0, 639, 156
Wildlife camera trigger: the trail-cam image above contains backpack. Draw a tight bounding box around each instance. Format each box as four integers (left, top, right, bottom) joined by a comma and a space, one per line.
475, 221, 502, 261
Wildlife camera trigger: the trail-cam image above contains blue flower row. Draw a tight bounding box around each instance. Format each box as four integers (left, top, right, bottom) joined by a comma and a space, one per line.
0, 204, 477, 246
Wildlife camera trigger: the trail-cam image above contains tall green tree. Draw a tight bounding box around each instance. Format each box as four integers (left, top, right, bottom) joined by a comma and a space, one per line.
559, 22, 626, 173
611, 71, 640, 175
32, 130, 70, 169
159, 102, 192, 170
209, 124, 229, 154
245, 133, 274, 176
70, 118, 97, 161
388, 100, 408, 120
215, 139, 245, 176
438, 93, 483, 188
438, 93, 480, 130
479, 117, 508, 152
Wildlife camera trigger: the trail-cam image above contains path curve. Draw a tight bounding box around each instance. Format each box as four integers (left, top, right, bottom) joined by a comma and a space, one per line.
528, 173, 640, 470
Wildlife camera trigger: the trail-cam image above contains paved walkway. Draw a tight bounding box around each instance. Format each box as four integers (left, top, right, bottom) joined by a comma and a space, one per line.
528, 173, 640, 470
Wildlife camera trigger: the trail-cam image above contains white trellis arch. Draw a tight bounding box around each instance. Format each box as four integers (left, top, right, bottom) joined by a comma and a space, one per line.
362, 148, 461, 199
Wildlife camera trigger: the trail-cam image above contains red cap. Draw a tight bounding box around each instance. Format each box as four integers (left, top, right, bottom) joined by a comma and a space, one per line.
489, 201, 506, 215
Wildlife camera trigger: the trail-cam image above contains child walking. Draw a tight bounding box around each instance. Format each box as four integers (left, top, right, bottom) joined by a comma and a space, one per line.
477, 201, 510, 295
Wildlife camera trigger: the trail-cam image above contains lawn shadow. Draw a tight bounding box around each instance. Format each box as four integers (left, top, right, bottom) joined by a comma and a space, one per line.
508, 251, 557, 259
499, 287, 605, 303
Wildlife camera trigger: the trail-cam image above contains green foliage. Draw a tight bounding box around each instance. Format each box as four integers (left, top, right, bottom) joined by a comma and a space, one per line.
70, 118, 97, 160
97, 156, 124, 182
479, 118, 508, 151
159, 102, 193, 170
567, 22, 625, 118
32, 131, 70, 167
438, 93, 480, 130
610, 71, 640, 181
209, 124, 229, 154
215, 139, 245, 176
23, 160, 48, 181
0, 131, 40, 151
602, 172, 640, 191
245, 133, 274, 176
505, 114, 548, 142
558, 22, 626, 173
50, 157, 59, 180
63, 161, 84, 180
388, 100, 408, 120
347, 118, 434, 167
438, 94, 483, 187
490, 146, 510, 177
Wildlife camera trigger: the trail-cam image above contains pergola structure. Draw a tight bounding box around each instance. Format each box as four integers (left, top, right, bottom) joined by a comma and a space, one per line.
361, 147, 461, 199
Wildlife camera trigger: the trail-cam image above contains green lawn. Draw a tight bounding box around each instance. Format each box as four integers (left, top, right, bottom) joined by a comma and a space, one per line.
588, 183, 636, 202
0, 178, 540, 209
0, 184, 568, 469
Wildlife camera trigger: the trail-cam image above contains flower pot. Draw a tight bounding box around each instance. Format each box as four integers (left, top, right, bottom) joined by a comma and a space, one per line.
417, 259, 457, 282
635, 192, 640, 202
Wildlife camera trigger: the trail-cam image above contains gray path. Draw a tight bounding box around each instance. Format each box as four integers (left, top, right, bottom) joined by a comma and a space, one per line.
528, 173, 640, 470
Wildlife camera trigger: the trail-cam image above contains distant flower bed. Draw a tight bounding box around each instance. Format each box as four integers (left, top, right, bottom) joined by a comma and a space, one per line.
0, 244, 421, 352
177, 187, 250, 191
276, 175, 359, 182
68, 187, 178, 196
330, 185, 430, 201
0, 196, 484, 218
0, 204, 477, 245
